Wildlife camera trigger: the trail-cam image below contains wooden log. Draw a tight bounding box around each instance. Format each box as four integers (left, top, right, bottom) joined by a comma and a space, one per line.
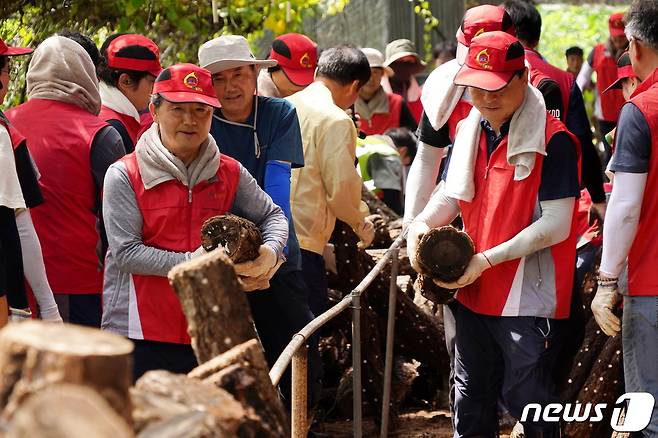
413, 274, 456, 305
416, 226, 474, 281
7, 384, 133, 438
188, 339, 288, 438
200, 214, 262, 263
0, 321, 133, 423
168, 249, 258, 365
131, 370, 247, 437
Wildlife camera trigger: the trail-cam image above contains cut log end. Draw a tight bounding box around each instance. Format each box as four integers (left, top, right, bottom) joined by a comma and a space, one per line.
200, 214, 262, 263
417, 226, 474, 281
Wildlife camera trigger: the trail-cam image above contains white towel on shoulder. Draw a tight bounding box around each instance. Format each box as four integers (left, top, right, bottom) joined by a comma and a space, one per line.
420, 59, 466, 130
444, 85, 547, 202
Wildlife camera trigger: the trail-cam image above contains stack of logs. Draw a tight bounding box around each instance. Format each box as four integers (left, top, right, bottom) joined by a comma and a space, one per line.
0, 191, 629, 437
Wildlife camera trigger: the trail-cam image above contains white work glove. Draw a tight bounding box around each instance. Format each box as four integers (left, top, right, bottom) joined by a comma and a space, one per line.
234, 245, 283, 292
354, 218, 375, 250
188, 245, 207, 260
9, 307, 32, 322
40, 305, 63, 323
239, 276, 272, 292
407, 221, 429, 273
591, 281, 621, 336
434, 253, 491, 289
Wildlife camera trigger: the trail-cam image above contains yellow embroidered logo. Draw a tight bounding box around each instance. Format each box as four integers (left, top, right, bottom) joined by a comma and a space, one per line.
299, 52, 312, 68
475, 49, 493, 70
474, 28, 486, 38
183, 72, 202, 91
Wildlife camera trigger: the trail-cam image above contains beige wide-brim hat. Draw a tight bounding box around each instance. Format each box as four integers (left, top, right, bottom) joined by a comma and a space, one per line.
199, 35, 277, 74
361, 47, 394, 76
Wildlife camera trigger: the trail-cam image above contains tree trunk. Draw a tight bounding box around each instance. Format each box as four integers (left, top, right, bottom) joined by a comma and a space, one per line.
7, 384, 133, 438
168, 249, 258, 365
0, 320, 133, 423
200, 214, 262, 263
188, 339, 288, 438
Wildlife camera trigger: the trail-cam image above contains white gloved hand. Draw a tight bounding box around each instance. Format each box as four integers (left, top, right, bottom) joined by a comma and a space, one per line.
9, 307, 32, 322
234, 245, 280, 279
188, 245, 207, 260
407, 221, 429, 273
355, 218, 375, 250
239, 276, 272, 292
591, 282, 621, 336
40, 305, 63, 323
434, 253, 491, 289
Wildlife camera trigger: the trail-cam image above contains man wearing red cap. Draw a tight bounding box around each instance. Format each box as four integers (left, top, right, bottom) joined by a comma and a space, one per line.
101, 63, 288, 378
577, 12, 628, 158
408, 32, 580, 436
593, 0, 658, 433
257, 33, 318, 98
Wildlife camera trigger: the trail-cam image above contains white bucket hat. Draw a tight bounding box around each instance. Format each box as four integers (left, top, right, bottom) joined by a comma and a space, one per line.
361, 48, 394, 76
199, 35, 277, 74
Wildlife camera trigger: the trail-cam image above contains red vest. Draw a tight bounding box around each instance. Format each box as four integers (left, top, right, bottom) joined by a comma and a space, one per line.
456, 115, 580, 318
447, 100, 473, 142
0, 114, 26, 151
593, 44, 625, 122
122, 152, 240, 344
625, 68, 658, 296
407, 98, 423, 124
360, 93, 403, 136
99, 106, 142, 151
526, 48, 573, 123
6, 99, 108, 294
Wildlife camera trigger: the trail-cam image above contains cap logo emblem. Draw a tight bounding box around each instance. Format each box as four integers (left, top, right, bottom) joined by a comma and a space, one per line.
475, 49, 492, 70
474, 28, 486, 38
299, 52, 312, 68
611, 19, 623, 28
183, 72, 202, 91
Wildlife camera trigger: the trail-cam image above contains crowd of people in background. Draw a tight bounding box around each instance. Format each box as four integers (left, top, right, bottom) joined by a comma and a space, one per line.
1, 0, 658, 436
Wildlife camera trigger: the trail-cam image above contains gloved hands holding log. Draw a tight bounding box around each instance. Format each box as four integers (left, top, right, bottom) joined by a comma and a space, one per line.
234, 245, 283, 291
407, 221, 429, 273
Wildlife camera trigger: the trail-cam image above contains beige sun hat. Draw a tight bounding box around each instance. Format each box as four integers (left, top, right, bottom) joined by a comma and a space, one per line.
198, 35, 278, 74
383, 39, 427, 67
361, 48, 394, 76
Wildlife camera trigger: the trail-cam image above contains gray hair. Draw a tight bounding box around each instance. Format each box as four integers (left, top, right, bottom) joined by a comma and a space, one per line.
625, 0, 658, 50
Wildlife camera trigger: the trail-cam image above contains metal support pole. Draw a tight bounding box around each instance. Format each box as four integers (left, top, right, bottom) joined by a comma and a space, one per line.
352, 291, 363, 438
380, 248, 399, 437
291, 344, 308, 438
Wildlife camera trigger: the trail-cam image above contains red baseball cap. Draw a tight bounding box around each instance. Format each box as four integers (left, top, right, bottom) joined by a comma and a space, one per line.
106, 34, 162, 77
269, 33, 318, 87
152, 63, 220, 108
608, 12, 626, 38
0, 38, 33, 56
455, 5, 516, 65
604, 51, 636, 93
454, 31, 526, 92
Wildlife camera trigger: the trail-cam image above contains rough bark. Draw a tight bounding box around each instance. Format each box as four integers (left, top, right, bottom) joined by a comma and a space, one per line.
168, 249, 258, 365
416, 226, 474, 281
188, 339, 288, 438
131, 370, 247, 437
200, 214, 262, 263
414, 274, 456, 305
7, 384, 133, 438
0, 321, 133, 423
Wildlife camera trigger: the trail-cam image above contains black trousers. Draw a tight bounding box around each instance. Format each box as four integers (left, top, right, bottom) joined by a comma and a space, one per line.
132, 339, 197, 382
54, 293, 102, 327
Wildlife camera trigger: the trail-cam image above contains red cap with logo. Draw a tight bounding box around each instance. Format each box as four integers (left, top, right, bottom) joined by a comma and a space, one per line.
454, 31, 526, 92
456, 5, 516, 47
604, 51, 636, 93
608, 12, 626, 38
107, 34, 162, 77
152, 63, 220, 108
269, 33, 318, 86
0, 38, 33, 56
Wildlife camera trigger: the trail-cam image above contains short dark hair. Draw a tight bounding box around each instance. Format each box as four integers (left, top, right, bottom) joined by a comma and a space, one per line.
432, 40, 457, 61
501, 0, 542, 46
58, 30, 100, 67
97, 33, 152, 88
316, 45, 371, 89
150, 93, 164, 108
625, 0, 658, 50
385, 127, 417, 161
565, 46, 584, 58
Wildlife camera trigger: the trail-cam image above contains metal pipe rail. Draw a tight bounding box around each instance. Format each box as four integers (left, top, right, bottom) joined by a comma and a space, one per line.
269, 234, 405, 437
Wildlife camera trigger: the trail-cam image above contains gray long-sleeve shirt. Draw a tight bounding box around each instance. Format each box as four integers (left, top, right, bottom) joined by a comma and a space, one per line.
101, 159, 288, 337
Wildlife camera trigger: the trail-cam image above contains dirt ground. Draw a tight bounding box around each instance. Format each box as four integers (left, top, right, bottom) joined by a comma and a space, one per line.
316, 409, 513, 437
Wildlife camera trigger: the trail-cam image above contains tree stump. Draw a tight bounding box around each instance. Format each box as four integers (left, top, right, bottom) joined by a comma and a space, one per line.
200, 214, 262, 263
168, 249, 258, 365
7, 384, 133, 438
188, 339, 288, 438
131, 370, 246, 437
0, 321, 133, 423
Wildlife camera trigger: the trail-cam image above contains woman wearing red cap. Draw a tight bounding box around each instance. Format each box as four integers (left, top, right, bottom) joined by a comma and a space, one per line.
101, 63, 288, 378
98, 34, 162, 154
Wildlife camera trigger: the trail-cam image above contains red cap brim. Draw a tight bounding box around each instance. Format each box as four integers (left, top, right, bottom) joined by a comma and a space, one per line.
2, 46, 33, 56
159, 91, 220, 108
454, 65, 515, 91
281, 67, 315, 87
603, 78, 624, 93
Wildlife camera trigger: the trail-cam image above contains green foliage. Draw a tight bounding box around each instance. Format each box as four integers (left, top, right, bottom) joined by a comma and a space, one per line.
414, 0, 440, 63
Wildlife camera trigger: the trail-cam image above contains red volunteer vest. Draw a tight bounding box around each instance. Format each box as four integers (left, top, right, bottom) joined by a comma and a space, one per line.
447, 100, 473, 142
6, 99, 108, 294
526, 49, 573, 123
457, 115, 580, 318
593, 44, 625, 122
0, 114, 26, 151
360, 93, 403, 136
625, 68, 658, 296
99, 105, 142, 150
122, 152, 241, 344
407, 98, 423, 124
